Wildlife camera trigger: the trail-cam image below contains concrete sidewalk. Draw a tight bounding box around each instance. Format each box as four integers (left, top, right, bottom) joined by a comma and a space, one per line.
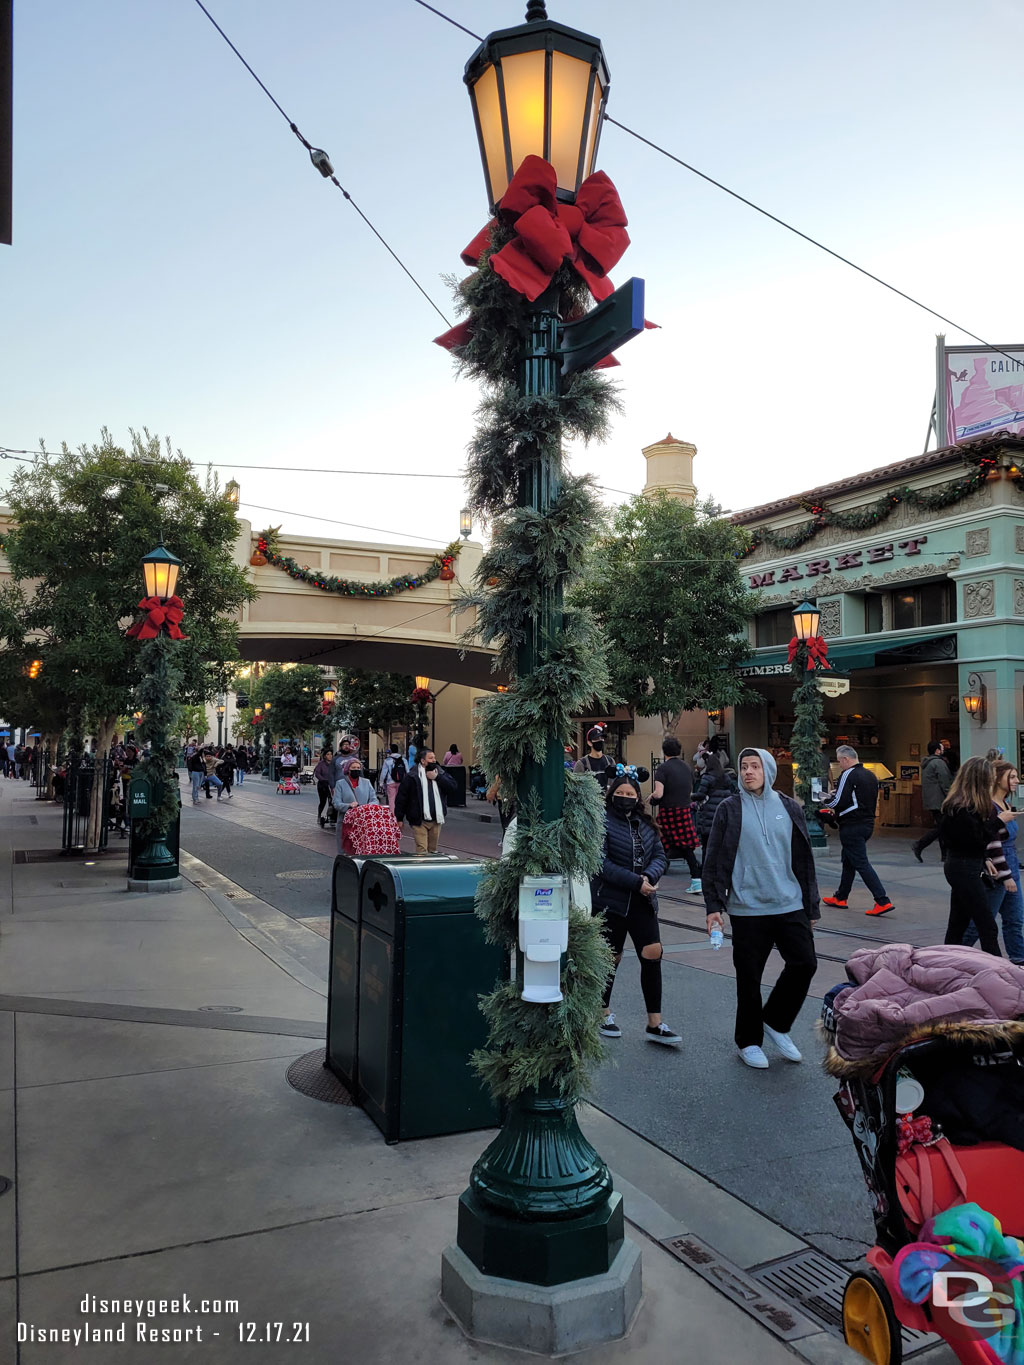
0, 783, 873, 1363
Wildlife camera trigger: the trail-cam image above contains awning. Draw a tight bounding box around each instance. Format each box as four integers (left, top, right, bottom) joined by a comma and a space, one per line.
738, 632, 957, 678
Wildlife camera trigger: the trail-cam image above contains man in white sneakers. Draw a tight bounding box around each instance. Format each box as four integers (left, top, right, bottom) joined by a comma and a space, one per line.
703, 748, 820, 1070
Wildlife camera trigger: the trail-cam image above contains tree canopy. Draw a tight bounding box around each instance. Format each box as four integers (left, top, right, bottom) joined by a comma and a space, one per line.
332, 668, 416, 740
576, 491, 756, 728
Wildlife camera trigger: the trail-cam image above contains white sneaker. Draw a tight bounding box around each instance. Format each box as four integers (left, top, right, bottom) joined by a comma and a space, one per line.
738, 1045, 769, 1069
687, 878, 702, 894
763, 1025, 802, 1062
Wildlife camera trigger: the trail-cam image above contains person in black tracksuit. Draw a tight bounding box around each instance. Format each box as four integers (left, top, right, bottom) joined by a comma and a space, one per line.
820, 744, 894, 916
592, 772, 681, 1047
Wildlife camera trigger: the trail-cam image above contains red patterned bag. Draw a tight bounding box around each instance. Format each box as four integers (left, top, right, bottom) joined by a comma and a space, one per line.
340, 803, 402, 857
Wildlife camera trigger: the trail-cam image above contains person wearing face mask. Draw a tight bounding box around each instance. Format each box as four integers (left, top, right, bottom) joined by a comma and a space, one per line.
573, 725, 615, 793
331, 757, 378, 851
703, 747, 820, 1070
394, 749, 456, 854
591, 772, 682, 1047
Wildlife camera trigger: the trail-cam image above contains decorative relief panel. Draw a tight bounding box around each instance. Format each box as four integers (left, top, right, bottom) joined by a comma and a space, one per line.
818, 600, 842, 638
1016, 526, 1024, 554
963, 579, 995, 619
1015, 580, 1024, 617
965, 528, 990, 557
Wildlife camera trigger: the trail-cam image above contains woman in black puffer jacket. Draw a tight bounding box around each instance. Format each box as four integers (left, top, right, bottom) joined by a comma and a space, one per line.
592, 772, 681, 1047
694, 739, 738, 856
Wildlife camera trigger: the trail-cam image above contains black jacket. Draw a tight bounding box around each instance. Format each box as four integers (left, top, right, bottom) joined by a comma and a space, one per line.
394, 768, 456, 826
702, 793, 820, 921
694, 756, 738, 837
940, 806, 1004, 859
591, 810, 668, 917
829, 763, 879, 822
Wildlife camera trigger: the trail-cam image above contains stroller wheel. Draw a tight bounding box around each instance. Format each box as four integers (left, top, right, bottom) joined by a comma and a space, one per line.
843, 1268, 901, 1365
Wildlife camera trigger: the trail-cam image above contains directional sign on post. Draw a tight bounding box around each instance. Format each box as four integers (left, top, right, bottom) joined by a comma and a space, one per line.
558, 277, 645, 378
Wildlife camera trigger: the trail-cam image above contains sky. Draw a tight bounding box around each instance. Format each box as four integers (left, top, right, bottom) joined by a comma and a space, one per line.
3, 0, 1024, 547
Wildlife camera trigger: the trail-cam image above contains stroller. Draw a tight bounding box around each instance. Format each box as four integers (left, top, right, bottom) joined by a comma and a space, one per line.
824, 985, 1024, 1365
276, 774, 302, 795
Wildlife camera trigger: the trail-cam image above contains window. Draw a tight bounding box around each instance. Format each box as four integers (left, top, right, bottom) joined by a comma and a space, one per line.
890, 581, 954, 631
864, 594, 883, 634
755, 607, 797, 648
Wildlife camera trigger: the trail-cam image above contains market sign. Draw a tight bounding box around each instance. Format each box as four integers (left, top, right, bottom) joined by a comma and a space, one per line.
748, 536, 929, 589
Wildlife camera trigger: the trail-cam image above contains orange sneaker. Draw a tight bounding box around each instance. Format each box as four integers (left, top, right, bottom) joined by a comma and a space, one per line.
822, 896, 848, 908
867, 902, 895, 916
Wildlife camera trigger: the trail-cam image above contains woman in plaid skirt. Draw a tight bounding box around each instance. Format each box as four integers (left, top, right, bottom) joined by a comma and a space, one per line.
650, 736, 702, 892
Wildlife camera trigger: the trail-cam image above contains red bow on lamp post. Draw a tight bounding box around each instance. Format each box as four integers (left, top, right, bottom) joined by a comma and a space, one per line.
787, 635, 829, 670
126, 596, 188, 641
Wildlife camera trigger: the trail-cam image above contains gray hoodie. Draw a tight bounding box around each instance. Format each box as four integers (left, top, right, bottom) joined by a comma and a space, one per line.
730, 748, 805, 917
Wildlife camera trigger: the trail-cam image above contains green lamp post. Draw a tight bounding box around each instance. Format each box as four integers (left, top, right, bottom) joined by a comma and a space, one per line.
789, 599, 829, 848
454, 1, 626, 1293
129, 543, 184, 883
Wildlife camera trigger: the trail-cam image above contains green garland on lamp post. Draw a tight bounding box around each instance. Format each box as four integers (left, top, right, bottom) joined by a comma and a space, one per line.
789, 601, 828, 849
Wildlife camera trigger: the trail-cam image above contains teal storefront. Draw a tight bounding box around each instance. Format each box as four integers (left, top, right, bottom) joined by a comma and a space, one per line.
728, 433, 1024, 816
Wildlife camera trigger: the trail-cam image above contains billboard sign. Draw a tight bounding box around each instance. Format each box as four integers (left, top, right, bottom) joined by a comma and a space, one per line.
938, 339, 1024, 445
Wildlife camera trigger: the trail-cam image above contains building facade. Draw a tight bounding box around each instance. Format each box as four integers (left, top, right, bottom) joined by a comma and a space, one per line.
723, 433, 1024, 816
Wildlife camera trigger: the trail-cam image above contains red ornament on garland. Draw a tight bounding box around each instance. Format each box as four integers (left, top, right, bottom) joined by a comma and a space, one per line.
439, 555, 456, 582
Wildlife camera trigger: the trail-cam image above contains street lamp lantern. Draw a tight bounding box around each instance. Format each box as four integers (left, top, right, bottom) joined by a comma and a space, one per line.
460, 508, 473, 540
216, 703, 225, 718
415, 676, 430, 692
322, 685, 337, 706
141, 543, 182, 603
224, 480, 240, 507
133, 711, 143, 725
464, 0, 610, 213
263, 701, 272, 714
791, 600, 820, 642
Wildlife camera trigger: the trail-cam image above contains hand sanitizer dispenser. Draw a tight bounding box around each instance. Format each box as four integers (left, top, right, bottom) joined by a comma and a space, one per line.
518, 874, 570, 1004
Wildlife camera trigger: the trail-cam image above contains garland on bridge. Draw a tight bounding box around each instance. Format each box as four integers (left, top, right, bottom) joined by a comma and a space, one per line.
251, 532, 461, 598
739, 454, 998, 558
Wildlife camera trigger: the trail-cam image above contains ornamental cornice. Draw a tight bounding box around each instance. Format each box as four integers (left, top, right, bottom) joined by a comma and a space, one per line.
755, 558, 961, 607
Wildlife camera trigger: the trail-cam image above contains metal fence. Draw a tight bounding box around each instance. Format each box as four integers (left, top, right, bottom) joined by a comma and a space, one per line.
34, 746, 53, 801
61, 752, 111, 854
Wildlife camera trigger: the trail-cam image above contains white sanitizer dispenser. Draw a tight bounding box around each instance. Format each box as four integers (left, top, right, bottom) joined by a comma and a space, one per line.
518, 874, 570, 1004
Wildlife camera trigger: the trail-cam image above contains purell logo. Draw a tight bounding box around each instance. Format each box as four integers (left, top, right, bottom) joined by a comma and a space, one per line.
534, 888, 553, 898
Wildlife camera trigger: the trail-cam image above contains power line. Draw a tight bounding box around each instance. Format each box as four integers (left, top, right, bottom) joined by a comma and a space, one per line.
605, 116, 1022, 370
239, 500, 450, 545
189, 0, 451, 329
411, 0, 481, 40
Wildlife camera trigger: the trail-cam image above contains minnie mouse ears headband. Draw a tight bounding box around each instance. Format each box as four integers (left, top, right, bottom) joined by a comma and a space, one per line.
614, 763, 651, 784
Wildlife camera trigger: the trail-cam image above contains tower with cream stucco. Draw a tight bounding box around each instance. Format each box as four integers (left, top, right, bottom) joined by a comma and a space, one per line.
642, 433, 697, 505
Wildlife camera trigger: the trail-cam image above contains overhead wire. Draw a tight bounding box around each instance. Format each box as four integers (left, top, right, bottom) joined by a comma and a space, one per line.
189, 0, 452, 329
238, 500, 451, 545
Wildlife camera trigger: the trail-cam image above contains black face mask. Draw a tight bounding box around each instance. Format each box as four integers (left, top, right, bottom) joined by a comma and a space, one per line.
612, 796, 637, 814
425, 762, 439, 772
591, 740, 605, 752
350, 770, 362, 780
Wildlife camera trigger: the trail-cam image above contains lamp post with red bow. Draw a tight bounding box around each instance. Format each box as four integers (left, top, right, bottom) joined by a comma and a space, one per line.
126, 543, 186, 885
789, 600, 829, 848
440, 3, 646, 1348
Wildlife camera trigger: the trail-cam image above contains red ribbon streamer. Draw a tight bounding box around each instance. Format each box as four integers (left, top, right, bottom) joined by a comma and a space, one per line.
787, 635, 829, 670
126, 595, 188, 641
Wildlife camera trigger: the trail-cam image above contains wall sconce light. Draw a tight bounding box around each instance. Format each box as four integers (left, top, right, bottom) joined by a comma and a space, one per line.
962, 671, 987, 724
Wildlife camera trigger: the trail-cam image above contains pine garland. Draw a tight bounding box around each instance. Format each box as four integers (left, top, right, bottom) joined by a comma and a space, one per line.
789, 654, 825, 820
132, 634, 184, 840
253, 534, 461, 598
447, 219, 620, 1107
740, 456, 997, 558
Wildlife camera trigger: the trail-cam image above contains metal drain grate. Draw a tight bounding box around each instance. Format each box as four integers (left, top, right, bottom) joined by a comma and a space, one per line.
286, 1049, 354, 1105
197, 1005, 244, 1013
276, 869, 328, 880
750, 1249, 936, 1356
660, 1235, 819, 1342
14, 848, 73, 863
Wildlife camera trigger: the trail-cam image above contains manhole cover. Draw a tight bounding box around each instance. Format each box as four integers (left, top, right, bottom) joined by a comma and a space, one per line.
197, 1005, 244, 1013
286, 1050, 354, 1105
276, 869, 328, 881
751, 1249, 936, 1355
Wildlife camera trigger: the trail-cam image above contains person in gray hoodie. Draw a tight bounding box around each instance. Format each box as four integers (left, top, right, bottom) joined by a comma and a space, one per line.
703, 747, 820, 1069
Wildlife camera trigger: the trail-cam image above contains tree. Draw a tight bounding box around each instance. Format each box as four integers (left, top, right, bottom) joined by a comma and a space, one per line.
257, 665, 325, 748
3, 429, 257, 847
576, 491, 757, 729
177, 704, 210, 745
333, 669, 416, 742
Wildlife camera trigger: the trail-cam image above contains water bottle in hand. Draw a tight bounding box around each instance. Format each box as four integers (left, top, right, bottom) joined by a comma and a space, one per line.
709, 927, 724, 951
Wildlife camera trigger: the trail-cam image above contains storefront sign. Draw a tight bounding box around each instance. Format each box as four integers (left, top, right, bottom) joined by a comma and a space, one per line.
816, 675, 851, 698
748, 537, 929, 589
737, 663, 790, 677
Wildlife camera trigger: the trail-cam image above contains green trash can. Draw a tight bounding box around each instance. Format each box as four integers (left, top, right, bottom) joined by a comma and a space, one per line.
358, 857, 504, 1143
325, 853, 458, 1097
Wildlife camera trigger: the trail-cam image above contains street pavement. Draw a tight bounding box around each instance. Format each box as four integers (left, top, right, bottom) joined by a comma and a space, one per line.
0, 776, 962, 1362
